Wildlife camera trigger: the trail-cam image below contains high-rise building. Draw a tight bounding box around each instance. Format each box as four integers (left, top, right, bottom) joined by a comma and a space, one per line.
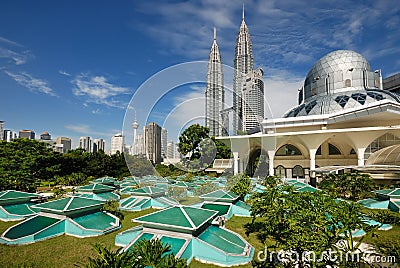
40, 132, 51, 140
166, 141, 175, 159
205, 27, 225, 137
111, 134, 124, 155
4, 130, 17, 142
133, 133, 145, 156
0, 121, 4, 141
233, 6, 254, 134
79, 136, 92, 152
161, 128, 168, 158
144, 122, 162, 164
93, 139, 105, 153
56, 137, 72, 153
19, 129, 35, 139
242, 68, 265, 131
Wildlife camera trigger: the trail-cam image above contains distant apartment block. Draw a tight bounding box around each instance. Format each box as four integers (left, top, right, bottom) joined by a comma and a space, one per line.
79, 136, 92, 152
0, 121, 4, 140
383, 72, 400, 94
144, 122, 162, 164
3, 130, 17, 142
19, 129, 35, 139
56, 137, 72, 153
161, 128, 168, 159
40, 132, 52, 140
93, 138, 106, 153
111, 134, 124, 154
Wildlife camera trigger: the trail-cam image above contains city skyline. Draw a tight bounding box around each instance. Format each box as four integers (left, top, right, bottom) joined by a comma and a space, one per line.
1, 1, 399, 150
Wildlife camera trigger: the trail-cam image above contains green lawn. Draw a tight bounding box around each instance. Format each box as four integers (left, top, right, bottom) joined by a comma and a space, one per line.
0, 209, 156, 268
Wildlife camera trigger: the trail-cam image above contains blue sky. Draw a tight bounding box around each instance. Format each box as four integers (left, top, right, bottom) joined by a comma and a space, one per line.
0, 0, 399, 150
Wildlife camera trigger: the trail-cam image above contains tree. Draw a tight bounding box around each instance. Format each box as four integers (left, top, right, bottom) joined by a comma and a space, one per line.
81, 243, 137, 268
178, 124, 210, 160
214, 139, 232, 159
82, 240, 189, 268
226, 173, 252, 200
246, 186, 374, 268
319, 171, 376, 201
0, 139, 58, 191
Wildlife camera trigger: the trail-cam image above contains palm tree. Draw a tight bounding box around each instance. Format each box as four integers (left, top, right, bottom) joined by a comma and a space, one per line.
81, 239, 188, 268
82, 243, 137, 268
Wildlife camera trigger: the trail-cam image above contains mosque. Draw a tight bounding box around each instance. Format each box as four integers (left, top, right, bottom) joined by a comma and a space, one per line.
219, 50, 400, 184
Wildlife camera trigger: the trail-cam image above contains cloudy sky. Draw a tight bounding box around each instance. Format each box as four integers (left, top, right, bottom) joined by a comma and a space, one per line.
1, 0, 399, 150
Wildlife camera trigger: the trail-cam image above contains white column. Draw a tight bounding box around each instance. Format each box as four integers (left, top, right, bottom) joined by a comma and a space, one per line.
233, 152, 239, 175
267, 150, 275, 176
357, 148, 366, 166
309, 148, 317, 171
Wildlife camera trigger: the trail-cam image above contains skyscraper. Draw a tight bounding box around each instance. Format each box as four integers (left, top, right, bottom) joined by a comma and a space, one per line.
4, 130, 17, 142
205, 27, 225, 137
242, 68, 265, 132
56, 137, 72, 153
40, 132, 51, 140
93, 139, 105, 153
111, 134, 124, 154
161, 128, 168, 159
19, 129, 35, 139
233, 6, 254, 134
144, 122, 162, 164
79, 136, 92, 152
0, 121, 4, 140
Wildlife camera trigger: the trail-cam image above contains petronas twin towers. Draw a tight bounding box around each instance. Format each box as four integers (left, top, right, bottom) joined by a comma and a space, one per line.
205, 7, 264, 137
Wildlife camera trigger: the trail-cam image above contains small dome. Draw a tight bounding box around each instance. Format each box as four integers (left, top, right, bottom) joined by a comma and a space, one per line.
42, 132, 49, 135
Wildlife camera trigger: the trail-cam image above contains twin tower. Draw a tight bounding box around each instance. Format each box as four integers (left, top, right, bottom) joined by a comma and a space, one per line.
205, 8, 265, 137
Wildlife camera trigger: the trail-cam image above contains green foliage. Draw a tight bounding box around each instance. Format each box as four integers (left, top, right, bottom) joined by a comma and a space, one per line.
131, 239, 188, 268
177, 124, 232, 171
214, 139, 232, 159
178, 124, 210, 160
261, 175, 281, 188
0, 139, 57, 192
246, 186, 374, 267
155, 164, 185, 177
103, 200, 124, 221
0, 139, 139, 191
226, 173, 252, 200
319, 171, 376, 201
366, 209, 400, 225
193, 182, 217, 196
374, 239, 400, 265
82, 243, 136, 268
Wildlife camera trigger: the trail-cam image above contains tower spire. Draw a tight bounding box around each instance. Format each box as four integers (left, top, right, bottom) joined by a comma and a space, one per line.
214, 26, 216, 40
242, 3, 245, 21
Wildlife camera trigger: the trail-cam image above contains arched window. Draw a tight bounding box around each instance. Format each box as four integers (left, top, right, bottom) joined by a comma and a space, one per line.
345, 79, 352, 87
316, 145, 322, 155
276, 144, 302, 156
328, 143, 341, 155
292, 165, 304, 178
350, 148, 356, 155
275, 165, 286, 178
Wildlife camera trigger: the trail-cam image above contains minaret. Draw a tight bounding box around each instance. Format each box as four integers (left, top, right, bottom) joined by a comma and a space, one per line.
205, 26, 225, 137
233, 4, 254, 134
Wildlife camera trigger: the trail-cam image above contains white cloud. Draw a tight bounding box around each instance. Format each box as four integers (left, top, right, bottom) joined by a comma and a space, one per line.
0, 47, 30, 65
4, 70, 57, 96
0, 36, 22, 47
59, 70, 71, 77
65, 124, 115, 137
72, 74, 131, 108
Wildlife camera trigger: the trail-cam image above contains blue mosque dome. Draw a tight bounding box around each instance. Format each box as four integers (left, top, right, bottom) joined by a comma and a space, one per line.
284, 50, 400, 118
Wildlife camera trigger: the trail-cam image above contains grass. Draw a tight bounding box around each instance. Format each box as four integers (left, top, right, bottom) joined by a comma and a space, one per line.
0, 212, 259, 268
0, 209, 157, 268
